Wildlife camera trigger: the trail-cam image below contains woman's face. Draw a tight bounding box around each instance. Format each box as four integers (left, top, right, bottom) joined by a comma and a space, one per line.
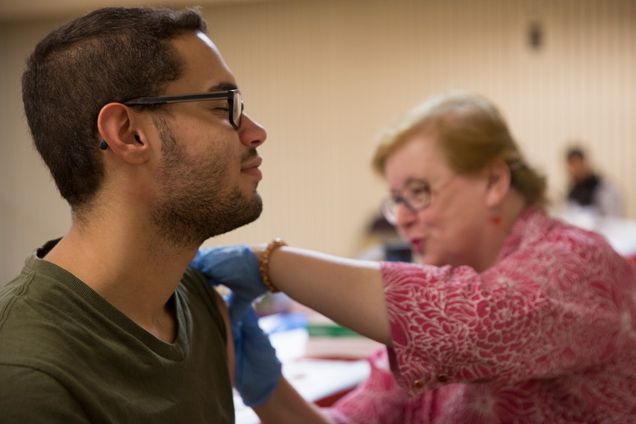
384, 134, 492, 268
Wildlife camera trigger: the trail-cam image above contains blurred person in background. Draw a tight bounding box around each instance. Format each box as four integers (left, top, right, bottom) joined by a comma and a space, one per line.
355, 214, 411, 263
565, 145, 624, 217
195, 93, 636, 423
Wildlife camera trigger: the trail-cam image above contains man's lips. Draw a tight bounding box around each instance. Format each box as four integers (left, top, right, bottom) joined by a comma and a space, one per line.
241, 156, 263, 180
241, 156, 262, 170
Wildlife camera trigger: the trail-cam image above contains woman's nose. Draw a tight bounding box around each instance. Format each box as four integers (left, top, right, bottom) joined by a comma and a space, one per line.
394, 202, 418, 230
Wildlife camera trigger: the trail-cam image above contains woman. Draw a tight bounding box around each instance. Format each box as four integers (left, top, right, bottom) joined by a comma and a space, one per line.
194, 93, 636, 423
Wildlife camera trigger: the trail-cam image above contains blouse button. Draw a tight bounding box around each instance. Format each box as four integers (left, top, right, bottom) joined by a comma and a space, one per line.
412, 379, 425, 389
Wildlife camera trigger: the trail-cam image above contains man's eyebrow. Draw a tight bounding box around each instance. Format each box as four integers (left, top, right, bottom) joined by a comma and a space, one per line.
208, 82, 238, 91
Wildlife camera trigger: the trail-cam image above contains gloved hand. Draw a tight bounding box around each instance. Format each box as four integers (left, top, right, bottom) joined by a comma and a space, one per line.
192, 246, 281, 405
191, 245, 267, 311
230, 296, 282, 407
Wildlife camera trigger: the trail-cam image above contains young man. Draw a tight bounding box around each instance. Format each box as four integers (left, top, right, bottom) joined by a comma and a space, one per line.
0, 7, 325, 423
565, 145, 623, 217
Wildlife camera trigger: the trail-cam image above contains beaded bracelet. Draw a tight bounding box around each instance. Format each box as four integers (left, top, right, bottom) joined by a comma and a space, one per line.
259, 238, 287, 293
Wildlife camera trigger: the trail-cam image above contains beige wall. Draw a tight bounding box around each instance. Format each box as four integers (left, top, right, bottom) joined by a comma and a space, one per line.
1, 0, 635, 282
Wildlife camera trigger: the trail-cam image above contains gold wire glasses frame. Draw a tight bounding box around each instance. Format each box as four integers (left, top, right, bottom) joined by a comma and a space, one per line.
381, 177, 454, 225
382, 184, 432, 225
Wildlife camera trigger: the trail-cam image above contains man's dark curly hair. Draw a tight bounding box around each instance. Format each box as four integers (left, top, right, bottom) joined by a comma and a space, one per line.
22, 7, 206, 210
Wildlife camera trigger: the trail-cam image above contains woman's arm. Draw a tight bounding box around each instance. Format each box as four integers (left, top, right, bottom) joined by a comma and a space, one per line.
259, 245, 392, 346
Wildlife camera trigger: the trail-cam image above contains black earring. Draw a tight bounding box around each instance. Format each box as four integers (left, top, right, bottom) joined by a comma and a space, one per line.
99, 139, 108, 150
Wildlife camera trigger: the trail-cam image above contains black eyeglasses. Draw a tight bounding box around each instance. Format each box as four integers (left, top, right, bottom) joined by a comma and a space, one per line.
123, 89, 243, 129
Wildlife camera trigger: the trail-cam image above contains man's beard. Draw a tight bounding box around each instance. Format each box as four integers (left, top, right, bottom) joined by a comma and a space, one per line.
153, 184, 263, 248
150, 115, 263, 248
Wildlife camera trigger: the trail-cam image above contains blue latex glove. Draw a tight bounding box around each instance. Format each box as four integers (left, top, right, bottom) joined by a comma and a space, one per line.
191, 245, 268, 310
192, 247, 281, 405
230, 296, 282, 407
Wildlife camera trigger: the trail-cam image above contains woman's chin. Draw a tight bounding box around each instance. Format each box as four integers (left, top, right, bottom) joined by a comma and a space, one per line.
419, 253, 454, 267
418, 253, 438, 266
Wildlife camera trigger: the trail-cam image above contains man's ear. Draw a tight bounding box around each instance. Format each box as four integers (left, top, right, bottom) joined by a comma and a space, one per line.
97, 103, 151, 165
485, 160, 512, 208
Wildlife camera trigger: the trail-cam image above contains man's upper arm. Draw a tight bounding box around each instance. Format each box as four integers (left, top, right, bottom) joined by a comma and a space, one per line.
185, 266, 235, 375
0, 364, 89, 423
214, 294, 235, 384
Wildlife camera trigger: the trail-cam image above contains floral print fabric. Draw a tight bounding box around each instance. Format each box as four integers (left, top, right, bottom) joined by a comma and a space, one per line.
330, 208, 636, 423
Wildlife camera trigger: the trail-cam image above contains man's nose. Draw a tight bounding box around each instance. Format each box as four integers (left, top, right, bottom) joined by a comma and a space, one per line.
238, 113, 266, 148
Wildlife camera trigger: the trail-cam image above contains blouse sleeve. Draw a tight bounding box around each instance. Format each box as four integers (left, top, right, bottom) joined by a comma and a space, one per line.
326, 349, 410, 424
382, 227, 635, 397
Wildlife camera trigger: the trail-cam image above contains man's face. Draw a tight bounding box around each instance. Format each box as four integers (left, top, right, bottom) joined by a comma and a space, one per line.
566, 156, 586, 182
149, 31, 267, 247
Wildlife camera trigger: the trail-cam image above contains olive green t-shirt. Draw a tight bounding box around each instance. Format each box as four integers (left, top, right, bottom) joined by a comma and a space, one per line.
0, 243, 234, 423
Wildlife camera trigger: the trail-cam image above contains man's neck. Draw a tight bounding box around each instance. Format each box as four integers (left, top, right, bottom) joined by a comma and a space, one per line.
44, 217, 198, 343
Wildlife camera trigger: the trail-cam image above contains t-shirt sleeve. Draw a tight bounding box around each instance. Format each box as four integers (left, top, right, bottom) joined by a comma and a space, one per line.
381, 229, 635, 396
183, 266, 228, 345
0, 364, 90, 423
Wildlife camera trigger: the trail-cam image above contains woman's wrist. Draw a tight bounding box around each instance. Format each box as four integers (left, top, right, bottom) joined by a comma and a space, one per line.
256, 238, 287, 293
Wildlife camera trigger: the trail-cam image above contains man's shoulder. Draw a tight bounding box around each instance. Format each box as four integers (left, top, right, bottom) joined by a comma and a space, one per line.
0, 262, 90, 370
0, 264, 39, 340
0, 363, 88, 423
0, 268, 32, 308
178, 266, 227, 337
179, 266, 223, 304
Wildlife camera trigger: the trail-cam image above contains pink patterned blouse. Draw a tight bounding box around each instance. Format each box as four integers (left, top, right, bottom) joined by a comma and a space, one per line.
329, 208, 636, 423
